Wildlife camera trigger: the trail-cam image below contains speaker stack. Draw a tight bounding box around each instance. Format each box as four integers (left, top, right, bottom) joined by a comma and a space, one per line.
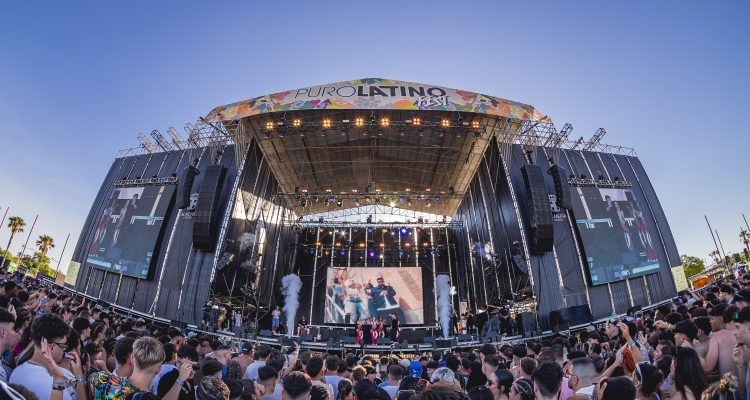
547, 164, 572, 210
521, 165, 554, 253
193, 165, 227, 250
176, 164, 200, 209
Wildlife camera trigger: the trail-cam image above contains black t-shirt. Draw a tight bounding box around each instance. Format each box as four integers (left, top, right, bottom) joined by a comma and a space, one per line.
157, 369, 195, 400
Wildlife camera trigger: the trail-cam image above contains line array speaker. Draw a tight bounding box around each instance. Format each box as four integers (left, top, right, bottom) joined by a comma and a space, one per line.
521, 165, 554, 253
512, 255, 528, 274
547, 164, 572, 210
176, 163, 200, 209
193, 165, 227, 250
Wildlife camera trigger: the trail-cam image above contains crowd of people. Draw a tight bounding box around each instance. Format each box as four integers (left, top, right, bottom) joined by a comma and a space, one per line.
0, 269, 749, 400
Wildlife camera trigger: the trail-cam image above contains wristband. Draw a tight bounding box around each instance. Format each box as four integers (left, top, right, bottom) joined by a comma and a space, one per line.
176, 379, 185, 387
52, 383, 66, 391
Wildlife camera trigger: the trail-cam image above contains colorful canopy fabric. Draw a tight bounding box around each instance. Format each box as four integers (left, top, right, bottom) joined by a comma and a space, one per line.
205, 78, 547, 123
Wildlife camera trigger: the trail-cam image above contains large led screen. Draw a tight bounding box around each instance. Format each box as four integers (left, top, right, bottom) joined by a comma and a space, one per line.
85, 185, 175, 279
324, 267, 424, 325
572, 187, 660, 285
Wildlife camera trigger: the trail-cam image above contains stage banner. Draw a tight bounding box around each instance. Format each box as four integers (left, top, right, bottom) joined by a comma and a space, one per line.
671, 265, 689, 292
65, 261, 81, 286
206, 78, 547, 123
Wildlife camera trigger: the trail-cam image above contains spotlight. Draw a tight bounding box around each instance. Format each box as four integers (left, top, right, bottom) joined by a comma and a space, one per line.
359, 242, 366, 248
474, 130, 482, 138
399, 126, 405, 136
339, 250, 345, 256
265, 121, 274, 130
379, 243, 385, 248
389, 200, 396, 207
441, 119, 450, 128
400, 227, 408, 235
355, 117, 364, 127
380, 117, 389, 127
364, 195, 372, 203
293, 119, 302, 128
471, 120, 481, 129
354, 199, 360, 207
434, 196, 440, 202
426, 200, 432, 208
328, 196, 335, 203
412, 117, 421, 126
398, 196, 404, 203
336, 199, 343, 207
322, 119, 332, 129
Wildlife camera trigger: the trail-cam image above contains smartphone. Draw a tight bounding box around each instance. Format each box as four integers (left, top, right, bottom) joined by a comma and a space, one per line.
64, 352, 75, 361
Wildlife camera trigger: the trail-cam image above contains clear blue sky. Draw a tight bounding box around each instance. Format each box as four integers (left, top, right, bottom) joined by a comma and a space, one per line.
1, 1, 748, 274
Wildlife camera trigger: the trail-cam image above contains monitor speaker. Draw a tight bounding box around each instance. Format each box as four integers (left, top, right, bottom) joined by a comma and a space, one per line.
549, 304, 593, 331
458, 334, 472, 342
193, 165, 227, 250
260, 330, 274, 337
342, 336, 357, 344
423, 336, 436, 344
515, 312, 537, 337
176, 164, 200, 209
300, 334, 314, 342
521, 164, 554, 253
377, 338, 392, 345
547, 164, 572, 210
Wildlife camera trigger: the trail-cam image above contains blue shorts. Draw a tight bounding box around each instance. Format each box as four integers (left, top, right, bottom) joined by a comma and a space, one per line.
272, 318, 280, 328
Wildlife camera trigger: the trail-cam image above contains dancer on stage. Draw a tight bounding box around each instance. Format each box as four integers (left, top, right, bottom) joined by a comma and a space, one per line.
389, 312, 400, 342
355, 320, 363, 345
272, 306, 281, 333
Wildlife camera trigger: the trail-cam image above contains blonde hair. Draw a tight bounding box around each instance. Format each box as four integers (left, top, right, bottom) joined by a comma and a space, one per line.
133, 337, 165, 370
701, 373, 738, 400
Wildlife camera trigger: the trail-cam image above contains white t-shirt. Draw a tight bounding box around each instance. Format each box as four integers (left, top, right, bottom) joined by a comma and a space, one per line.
9, 361, 75, 400
244, 360, 266, 380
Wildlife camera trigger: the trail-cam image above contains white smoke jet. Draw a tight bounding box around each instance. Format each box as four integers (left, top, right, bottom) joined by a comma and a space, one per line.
281, 274, 302, 337
436, 274, 452, 338
238, 232, 254, 254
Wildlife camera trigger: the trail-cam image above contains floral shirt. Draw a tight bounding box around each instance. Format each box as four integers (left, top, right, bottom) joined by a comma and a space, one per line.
88, 371, 137, 400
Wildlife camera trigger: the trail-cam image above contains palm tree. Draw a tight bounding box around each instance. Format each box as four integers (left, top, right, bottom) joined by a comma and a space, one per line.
36, 234, 55, 255
740, 229, 750, 253
5, 217, 25, 253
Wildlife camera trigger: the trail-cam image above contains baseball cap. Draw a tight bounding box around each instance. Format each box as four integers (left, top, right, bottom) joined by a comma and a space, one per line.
241, 342, 253, 353
409, 360, 423, 378
734, 289, 750, 304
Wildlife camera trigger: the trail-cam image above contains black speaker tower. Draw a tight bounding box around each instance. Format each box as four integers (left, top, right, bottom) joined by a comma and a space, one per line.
193, 165, 227, 250
521, 164, 554, 253
547, 164, 572, 210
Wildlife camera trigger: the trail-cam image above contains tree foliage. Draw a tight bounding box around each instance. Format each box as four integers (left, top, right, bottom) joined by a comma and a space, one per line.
681, 254, 706, 278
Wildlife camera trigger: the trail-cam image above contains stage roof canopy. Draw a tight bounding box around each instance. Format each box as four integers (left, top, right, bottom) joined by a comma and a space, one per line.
205, 78, 546, 123
206, 78, 548, 216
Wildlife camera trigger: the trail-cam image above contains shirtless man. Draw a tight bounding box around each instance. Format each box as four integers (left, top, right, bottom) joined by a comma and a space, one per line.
702, 303, 739, 379
693, 316, 712, 358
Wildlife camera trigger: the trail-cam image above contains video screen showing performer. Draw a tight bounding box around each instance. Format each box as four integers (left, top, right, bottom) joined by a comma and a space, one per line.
572, 186, 660, 285
85, 185, 175, 279
324, 267, 424, 325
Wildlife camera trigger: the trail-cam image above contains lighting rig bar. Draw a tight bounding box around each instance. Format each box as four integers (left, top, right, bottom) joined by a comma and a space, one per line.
114, 176, 178, 188
259, 115, 487, 138
277, 191, 465, 206
289, 221, 462, 229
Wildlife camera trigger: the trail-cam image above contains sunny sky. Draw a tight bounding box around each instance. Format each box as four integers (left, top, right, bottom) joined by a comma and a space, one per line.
1, 1, 748, 274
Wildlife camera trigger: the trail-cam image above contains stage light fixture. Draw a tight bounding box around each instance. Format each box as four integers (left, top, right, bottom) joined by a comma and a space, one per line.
293, 119, 301, 128
398, 196, 404, 203
399, 127, 405, 136
355, 117, 364, 127
471, 120, 480, 129
412, 117, 421, 126
379, 243, 385, 248
382, 228, 388, 233
315, 241, 322, 246
426, 200, 432, 208
359, 242, 366, 248
380, 117, 390, 127
322, 118, 332, 129
389, 200, 396, 207
404, 242, 411, 248
441, 119, 450, 128
434, 196, 440, 202
336, 199, 343, 207
265, 121, 274, 130
474, 130, 482, 138
354, 199, 360, 207
400, 227, 408, 235
328, 196, 335, 203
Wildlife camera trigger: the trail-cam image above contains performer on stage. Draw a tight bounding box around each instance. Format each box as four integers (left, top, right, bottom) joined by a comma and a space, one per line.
355, 320, 363, 345
272, 306, 281, 333
362, 317, 373, 345
372, 318, 384, 343
389, 313, 400, 342
298, 316, 308, 336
